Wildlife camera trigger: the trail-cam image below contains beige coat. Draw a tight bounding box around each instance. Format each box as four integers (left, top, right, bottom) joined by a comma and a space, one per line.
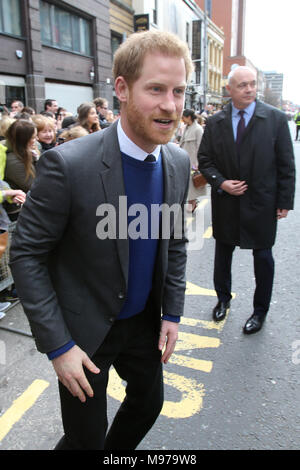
180, 120, 206, 199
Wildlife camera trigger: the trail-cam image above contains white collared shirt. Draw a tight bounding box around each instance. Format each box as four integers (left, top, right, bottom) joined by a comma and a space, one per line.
117, 119, 161, 161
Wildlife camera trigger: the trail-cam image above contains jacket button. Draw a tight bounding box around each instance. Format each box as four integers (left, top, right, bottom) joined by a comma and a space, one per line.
109, 317, 114, 323
118, 292, 125, 299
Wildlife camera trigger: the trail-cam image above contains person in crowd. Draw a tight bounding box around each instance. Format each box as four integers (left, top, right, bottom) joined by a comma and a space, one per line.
196, 113, 206, 128
13, 112, 32, 121
40, 110, 55, 119
58, 125, 88, 143
21, 106, 35, 116
198, 66, 295, 334
44, 99, 58, 116
9, 100, 24, 117
180, 108, 205, 212
56, 107, 72, 131
0, 116, 15, 141
93, 97, 110, 128
294, 108, 300, 141
76, 102, 101, 133
4, 119, 37, 209
10, 29, 192, 450
106, 109, 115, 123
61, 115, 76, 130
32, 114, 57, 153
0, 180, 26, 310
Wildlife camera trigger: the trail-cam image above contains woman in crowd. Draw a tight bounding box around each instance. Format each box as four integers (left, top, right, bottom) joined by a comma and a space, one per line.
76, 102, 101, 133
59, 125, 88, 143
32, 114, 57, 153
5, 119, 37, 198
0, 116, 15, 141
179, 108, 205, 213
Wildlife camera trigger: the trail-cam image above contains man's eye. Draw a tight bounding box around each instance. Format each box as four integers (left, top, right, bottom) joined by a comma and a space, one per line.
174, 88, 185, 95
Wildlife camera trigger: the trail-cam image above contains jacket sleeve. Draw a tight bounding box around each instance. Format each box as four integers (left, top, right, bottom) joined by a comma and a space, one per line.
275, 115, 296, 210
197, 119, 226, 190
9, 149, 74, 353
162, 153, 190, 318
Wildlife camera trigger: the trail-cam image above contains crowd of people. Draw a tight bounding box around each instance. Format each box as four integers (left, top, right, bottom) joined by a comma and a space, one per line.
0, 96, 118, 197
0, 96, 118, 306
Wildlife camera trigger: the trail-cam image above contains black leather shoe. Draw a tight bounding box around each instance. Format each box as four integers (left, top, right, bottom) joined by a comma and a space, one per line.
243, 313, 266, 334
212, 301, 230, 322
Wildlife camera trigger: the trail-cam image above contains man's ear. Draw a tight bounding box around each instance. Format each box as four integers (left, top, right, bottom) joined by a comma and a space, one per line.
114, 76, 129, 103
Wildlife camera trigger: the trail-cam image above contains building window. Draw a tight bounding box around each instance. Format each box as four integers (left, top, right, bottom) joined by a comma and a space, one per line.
0, 0, 22, 36
192, 20, 202, 85
151, 0, 158, 25
111, 31, 122, 59
40, 1, 91, 56
186, 22, 190, 45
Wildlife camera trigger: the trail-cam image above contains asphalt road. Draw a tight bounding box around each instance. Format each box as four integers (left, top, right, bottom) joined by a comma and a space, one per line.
0, 124, 299, 451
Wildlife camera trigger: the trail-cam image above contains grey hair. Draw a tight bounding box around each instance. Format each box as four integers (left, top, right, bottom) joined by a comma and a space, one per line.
228, 66, 257, 85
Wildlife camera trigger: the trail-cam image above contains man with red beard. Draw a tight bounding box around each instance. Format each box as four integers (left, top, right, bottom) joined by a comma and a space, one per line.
10, 31, 193, 450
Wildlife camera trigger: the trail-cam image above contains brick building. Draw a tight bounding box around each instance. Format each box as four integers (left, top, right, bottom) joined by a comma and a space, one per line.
0, 0, 114, 114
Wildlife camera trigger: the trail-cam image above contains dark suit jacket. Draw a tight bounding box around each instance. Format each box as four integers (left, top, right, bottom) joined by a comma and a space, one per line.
10, 121, 190, 356
198, 100, 295, 249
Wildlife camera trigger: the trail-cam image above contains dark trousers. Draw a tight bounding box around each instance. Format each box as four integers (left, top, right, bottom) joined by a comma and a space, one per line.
214, 240, 275, 317
55, 310, 163, 450
296, 125, 300, 140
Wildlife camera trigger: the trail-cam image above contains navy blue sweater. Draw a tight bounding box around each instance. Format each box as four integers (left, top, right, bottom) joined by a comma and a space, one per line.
47, 151, 179, 360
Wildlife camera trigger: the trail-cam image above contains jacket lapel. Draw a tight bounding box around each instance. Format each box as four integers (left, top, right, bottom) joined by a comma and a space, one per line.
99, 122, 129, 286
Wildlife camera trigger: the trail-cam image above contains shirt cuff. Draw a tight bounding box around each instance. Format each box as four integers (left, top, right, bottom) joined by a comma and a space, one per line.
162, 314, 181, 323
47, 340, 76, 360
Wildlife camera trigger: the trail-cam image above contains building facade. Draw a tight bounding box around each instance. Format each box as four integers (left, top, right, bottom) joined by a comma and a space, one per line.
263, 71, 283, 108
0, 0, 224, 114
0, 0, 113, 114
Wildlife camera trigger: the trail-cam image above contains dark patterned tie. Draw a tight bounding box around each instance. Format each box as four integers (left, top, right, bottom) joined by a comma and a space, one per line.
144, 154, 156, 162
236, 110, 246, 147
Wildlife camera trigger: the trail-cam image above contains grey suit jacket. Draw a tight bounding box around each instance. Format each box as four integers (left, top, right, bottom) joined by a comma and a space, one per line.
10, 121, 190, 356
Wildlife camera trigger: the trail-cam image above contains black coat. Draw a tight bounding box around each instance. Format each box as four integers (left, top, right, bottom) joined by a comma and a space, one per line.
198, 100, 295, 249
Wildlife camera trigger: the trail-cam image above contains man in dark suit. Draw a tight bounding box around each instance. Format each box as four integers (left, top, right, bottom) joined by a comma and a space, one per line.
10, 30, 193, 450
198, 66, 295, 335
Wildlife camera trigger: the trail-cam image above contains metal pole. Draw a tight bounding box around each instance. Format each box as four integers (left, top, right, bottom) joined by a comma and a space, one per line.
0, 325, 33, 338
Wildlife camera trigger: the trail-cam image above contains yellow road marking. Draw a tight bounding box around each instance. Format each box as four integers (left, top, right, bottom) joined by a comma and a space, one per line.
162, 372, 205, 418
186, 281, 217, 296
107, 367, 206, 419
186, 280, 236, 299
180, 316, 225, 330
169, 354, 213, 373
0, 379, 49, 442
176, 331, 220, 351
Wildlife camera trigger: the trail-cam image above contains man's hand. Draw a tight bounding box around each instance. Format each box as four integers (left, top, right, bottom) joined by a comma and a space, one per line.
277, 208, 289, 219
158, 320, 179, 364
220, 180, 248, 196
52, 345, 100, 403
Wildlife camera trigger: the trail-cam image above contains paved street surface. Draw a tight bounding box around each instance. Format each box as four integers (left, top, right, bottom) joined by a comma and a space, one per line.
0, 124, 299, 451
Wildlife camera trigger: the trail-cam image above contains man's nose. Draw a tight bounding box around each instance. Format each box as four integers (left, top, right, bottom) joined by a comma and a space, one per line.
160, 92, 176, 113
